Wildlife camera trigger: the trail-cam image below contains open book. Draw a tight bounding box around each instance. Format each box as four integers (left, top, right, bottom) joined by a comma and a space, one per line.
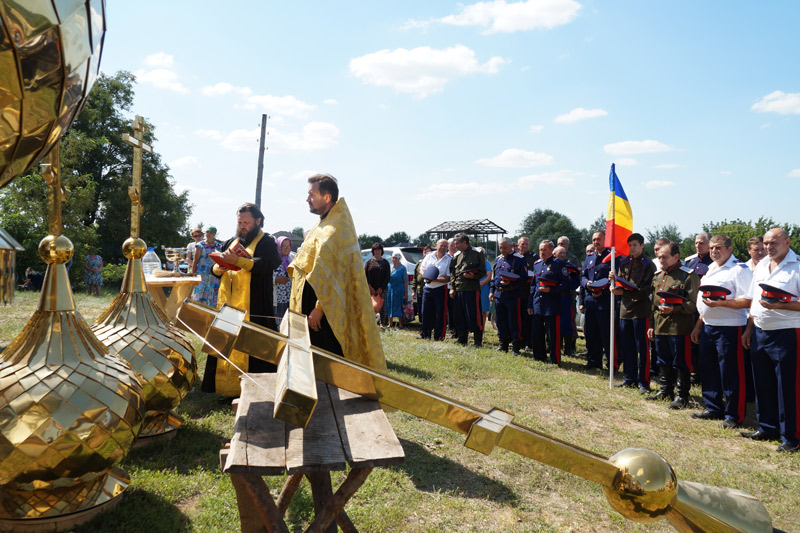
210, 242, 251, 272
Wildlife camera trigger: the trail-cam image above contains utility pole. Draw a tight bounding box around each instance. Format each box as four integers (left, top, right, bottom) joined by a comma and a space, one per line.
255, 114, 268, 207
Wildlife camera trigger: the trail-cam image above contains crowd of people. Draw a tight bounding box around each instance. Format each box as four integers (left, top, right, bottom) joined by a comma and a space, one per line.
404, 229, 799, 454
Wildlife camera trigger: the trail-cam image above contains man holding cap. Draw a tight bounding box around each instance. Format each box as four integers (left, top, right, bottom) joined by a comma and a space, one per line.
490, 237, 528, 354
581, 231, 614, 370
689, 235, 752, 427
646, 241, 700, 409
741, 228, 800, 452
611, 233, 656, 393
449, 233, 486, 347
528, 240, 570, 364
419, 239, 452, 341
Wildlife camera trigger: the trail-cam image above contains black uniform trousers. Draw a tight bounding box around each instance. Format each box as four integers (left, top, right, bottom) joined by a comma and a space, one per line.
698, 324, 746, 423
532, 314, 561, 364
453, 290, 483, 333
421, 285, 448, 340
584, 307, 612, 368
751, 327, 799, 446
620, 317, 650, 388
654, 334, 694, 372
495, 295, 522, 341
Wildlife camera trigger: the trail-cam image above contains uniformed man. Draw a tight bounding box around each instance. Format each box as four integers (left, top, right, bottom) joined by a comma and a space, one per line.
449, 233, 486, 347
528, 240, 571, 364
490, 237, 528, 354
447, 238, 457, 337
646, 241, 700, 409
741, 228, 800, 453
419, 239, 452, 341
555, 246, 580, 356
689, 234, 752, 428
611, 233, 656, 393
580, 231, 613, 370
684, 233, 713, 277
557, 237, 580, 355
745, 236, 766, 271
517, 236, 540, 350
649, 237, 673, 378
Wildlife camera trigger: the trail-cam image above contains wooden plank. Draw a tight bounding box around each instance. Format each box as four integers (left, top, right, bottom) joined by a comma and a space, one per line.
326, 384, 405, 468
285, 381, 346, 473
225, 374, 287, 475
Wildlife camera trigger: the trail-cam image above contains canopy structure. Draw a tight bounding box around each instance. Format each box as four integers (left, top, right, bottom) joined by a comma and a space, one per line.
0, 227, 24, 305
426, 219, 507, 256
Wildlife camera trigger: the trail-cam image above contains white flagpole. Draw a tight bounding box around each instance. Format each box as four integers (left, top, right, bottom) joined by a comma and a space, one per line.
609, 247, 615, 389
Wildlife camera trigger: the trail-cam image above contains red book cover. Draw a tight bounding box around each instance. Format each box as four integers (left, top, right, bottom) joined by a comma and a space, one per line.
210, 242, 251, 272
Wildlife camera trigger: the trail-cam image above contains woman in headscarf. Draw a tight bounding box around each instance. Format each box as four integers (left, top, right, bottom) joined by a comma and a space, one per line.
386, 252, 408, 328
273, 236, 295, 325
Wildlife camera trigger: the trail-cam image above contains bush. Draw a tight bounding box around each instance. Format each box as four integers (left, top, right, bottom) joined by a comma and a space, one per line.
101, 263, 127, 288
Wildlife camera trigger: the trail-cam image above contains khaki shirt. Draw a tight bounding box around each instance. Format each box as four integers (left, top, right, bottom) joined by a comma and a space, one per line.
651, 264, 699, 335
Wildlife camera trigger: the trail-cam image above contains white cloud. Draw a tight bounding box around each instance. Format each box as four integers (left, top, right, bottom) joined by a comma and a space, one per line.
644, 180, 675, 189
135, 68, 189, 94
220, 122, 340, 153
144, 52, 174, 68
428, 0, 582, 34
751, 91, 800, 115
349, 45, 506, 98
554, 107, 607, 124
720, 170, 732, 175
194, 129, 224, 141
603, 140, 674, 156
323, 99, 338, 105
415, 169, 580, 199
170, 155, 200, 169
476, 148, 553, 168
615, 158, 637, 166
201, 82, 315, 117
788, 169, 800, 178
529, 124, 544, 132
653, 163, 682, 169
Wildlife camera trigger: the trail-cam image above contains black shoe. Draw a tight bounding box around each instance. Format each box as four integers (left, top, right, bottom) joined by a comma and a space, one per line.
583, 363, 602, 371
646, 390, 675, 402
776, 442, 800, 453
615, 381, 636, 388
741, 430, 779, 441
638, 386, 651, 395
668, 397, 689, 410
691, 410, 723, 420
720, 419, 741, 430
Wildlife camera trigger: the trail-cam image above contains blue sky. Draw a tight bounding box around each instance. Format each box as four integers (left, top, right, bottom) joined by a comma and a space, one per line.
99, 1, 800, 243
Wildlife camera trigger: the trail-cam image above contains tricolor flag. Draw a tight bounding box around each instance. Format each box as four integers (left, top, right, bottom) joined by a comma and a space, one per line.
604, 164, 633, 256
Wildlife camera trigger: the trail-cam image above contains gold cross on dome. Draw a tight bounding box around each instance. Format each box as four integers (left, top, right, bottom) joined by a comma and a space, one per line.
122, 116, 153, 238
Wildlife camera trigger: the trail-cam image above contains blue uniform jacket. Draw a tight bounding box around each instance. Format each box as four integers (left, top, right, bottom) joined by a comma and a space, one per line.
490, 253, 528, 299
684, 253, 712, 278
581, 248, 615, 311
530, 256, 570, 316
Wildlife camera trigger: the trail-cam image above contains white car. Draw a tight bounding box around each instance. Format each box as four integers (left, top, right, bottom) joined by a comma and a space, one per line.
361, 246, 424, 320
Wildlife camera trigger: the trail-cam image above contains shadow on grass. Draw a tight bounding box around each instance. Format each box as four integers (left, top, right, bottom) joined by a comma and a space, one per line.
386, 360, 434, 380
75, 488, 189, 533
125, 422, 226, 473
178, 389, 238, 419
394, 438, 518, 505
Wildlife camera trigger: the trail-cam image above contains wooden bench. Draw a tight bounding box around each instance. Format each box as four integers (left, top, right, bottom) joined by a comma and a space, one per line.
220, 373, 405, 533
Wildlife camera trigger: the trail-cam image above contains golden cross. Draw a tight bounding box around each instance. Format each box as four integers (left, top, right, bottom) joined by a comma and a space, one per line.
122, 116, 153, 238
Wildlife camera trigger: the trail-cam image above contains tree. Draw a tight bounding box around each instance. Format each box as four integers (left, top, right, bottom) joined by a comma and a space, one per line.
63, 71, 192, 264
358, 234, 383, 249
702, 218, 800, 258
385, 231, 411, 246
518, 209, 587, 255
291, 226, 304, 238
412, 232, 432, 247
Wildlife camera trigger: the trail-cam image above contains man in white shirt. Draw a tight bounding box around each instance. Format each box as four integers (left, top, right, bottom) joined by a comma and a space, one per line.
741, 228, 800, 453
745, 235, 766, 270
689, 235, 752, 428
419, 239, 452, 341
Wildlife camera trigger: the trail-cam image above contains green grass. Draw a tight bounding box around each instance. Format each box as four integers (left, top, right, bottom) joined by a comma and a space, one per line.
1, 291, 799, 532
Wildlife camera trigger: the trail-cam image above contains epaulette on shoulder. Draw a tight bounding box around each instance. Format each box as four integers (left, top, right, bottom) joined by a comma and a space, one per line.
641, 256, 652, 265
619, 256, 631, 265
513, 253, 524, 258
534, 258, 543, 264
679, 265, 693, 274
738, 263, 749, 268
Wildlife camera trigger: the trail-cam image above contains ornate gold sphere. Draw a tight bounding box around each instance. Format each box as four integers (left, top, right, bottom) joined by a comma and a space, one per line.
602, 448, 678, 523
37, 234, 74, 264
122, 237, 147, 259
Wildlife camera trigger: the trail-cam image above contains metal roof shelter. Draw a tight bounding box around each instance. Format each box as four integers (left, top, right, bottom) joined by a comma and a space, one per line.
426, 219, 507, 256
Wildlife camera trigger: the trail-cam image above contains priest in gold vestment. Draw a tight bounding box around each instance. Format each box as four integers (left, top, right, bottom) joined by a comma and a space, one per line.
288, 174, 386, 371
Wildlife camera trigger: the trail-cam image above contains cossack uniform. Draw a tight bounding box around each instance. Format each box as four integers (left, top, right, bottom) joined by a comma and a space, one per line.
530, 256, 571, 364
490, 253, 528, 354
616, 254, 656, 392
519, 251, 540, 349
450, 246, 487, 346
581, 247, 615, 369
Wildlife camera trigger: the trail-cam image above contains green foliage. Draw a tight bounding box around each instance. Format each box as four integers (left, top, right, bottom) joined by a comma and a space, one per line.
385, 231, 411, 246
101, 262, 127, 288
702, 218, 800, 259
412, 232, 431, 247
359, 233, 383, 248
291, 226, 304, 238
518, 209, 588, 256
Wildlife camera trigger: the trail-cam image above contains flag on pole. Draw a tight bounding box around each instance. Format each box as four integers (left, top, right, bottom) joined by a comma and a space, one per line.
604, 163, 633, 256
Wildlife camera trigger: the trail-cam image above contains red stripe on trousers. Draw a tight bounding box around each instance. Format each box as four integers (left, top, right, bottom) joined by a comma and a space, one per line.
476, 291, 484, 331
735, 326, 745, 423
644, 317, 650, 382
684, 335, 694, 372
795, 329, 800, 442
555, 317, 561, 365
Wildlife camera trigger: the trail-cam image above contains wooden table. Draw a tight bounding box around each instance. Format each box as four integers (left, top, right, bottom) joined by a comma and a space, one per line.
145, 275, 201, 323
221, 373, 405, 533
